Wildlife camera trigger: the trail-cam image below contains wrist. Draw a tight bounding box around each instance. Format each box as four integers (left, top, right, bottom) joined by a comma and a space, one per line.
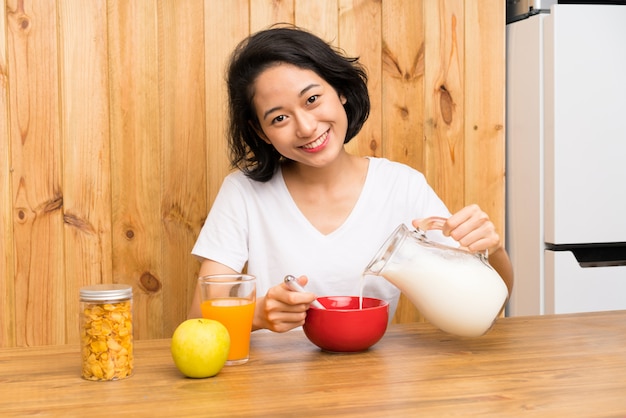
488, 245, 503, 258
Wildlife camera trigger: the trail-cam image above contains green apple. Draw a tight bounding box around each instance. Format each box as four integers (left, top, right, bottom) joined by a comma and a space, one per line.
171, 318, 230, 378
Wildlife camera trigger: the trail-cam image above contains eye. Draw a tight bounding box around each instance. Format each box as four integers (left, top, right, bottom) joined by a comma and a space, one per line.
306, 95, 319, 105
271, 115, 286, 124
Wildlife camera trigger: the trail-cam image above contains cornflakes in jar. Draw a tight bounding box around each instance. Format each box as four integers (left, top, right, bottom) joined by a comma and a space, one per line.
79, 284, 133, 381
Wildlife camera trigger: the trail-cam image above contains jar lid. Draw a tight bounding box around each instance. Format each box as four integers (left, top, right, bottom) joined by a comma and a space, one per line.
80, 284, 132, 301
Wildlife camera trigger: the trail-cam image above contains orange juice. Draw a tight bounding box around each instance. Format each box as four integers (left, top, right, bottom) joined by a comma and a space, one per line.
200, 298, 255, 363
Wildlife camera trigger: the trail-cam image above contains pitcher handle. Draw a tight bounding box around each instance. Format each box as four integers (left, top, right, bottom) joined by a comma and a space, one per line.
415, 216, 447, 233
415, 216, 489, 260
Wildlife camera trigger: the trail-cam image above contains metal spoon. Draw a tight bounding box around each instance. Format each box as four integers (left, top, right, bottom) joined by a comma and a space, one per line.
283, 275, 326, 310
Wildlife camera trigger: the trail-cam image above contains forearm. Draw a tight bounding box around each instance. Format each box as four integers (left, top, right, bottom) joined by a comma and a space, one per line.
187, 259, 238, 319
187, 285, 203, 319
488, 246, 514, 297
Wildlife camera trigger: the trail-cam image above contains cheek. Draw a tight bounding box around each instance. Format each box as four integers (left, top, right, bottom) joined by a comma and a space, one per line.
258, 129, 288, 149
336, 105, 349, 130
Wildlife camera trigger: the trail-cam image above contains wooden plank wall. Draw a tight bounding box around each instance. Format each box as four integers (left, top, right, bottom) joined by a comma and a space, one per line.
0, 0, 505, 347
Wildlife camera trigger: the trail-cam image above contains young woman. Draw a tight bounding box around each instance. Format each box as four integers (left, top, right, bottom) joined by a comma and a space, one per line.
189, 26, 513, 332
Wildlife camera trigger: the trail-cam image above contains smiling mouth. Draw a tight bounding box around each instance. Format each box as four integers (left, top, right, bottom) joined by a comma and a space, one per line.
301, 131, 329, 151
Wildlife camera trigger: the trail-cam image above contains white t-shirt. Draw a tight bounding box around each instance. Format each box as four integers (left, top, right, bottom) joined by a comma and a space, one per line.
192, 157, 453, 317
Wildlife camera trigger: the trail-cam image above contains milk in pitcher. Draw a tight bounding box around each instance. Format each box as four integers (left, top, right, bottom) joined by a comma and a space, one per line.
365, 223, 508, 337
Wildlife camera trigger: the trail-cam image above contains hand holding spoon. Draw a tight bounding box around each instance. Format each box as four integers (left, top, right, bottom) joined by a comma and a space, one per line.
283, 275, 326, 310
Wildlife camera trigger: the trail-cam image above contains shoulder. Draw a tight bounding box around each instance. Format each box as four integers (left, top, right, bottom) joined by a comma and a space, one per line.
222, 169, 282, 191
364, 157, 438, 209
214, 170, 288, 209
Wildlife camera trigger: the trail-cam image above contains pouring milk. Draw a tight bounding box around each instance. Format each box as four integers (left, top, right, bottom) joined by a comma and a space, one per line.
364, 223, 508, 337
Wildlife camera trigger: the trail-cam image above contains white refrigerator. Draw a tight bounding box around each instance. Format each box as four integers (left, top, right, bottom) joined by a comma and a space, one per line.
506, 1, 626, 316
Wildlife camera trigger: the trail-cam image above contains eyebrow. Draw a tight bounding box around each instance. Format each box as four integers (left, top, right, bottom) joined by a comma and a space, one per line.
262, 83, 321, 121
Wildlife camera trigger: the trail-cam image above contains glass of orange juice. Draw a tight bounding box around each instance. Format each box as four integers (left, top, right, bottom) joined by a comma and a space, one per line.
198, 274, 256, 365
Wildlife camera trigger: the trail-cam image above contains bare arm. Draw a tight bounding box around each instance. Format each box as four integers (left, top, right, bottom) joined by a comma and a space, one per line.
486, 245, 514, 296
187, 259, 238, 319
446, 204, 514, 295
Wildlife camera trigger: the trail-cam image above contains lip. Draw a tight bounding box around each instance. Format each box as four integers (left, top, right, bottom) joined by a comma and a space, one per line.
300, 131, 329, 153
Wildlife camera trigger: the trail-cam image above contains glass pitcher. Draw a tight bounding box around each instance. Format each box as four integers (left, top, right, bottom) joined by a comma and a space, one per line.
364, 217, 509, 337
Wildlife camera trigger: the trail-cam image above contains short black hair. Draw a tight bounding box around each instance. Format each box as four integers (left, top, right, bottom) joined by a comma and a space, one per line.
226, 25, 370, 182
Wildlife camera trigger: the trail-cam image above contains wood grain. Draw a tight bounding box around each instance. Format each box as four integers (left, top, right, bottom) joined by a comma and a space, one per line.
295, 0, 338, 45
1, 1, 507, 346
158, 0, 207, 340
382, 0, 425, 167
250, 0, 294, 32
424, 0, 465, 213
464, 0, 506, 236
2, 311, 626, 416
0, 0, 15, 348
108, 0, 163, 340
382, 0, 425, 323
6, 0, 66, 347
341, 0, 382, 159
58, 0, 113, 345
204, 0, 248, 209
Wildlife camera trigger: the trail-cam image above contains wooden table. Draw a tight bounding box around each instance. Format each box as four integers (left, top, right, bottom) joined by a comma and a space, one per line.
2, 311, 626, 417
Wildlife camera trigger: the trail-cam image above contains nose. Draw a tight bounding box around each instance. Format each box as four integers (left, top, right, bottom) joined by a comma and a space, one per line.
294, 110, 316, 138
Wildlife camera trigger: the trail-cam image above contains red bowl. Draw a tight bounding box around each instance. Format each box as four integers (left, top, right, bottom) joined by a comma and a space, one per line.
303, 296, 389, 352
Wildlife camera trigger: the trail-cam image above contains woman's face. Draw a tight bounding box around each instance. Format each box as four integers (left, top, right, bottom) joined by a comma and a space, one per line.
251, 63, 348, 168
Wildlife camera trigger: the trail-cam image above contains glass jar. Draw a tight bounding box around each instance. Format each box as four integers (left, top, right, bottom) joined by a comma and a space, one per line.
79, 284, 134, 381
364, 218, 509, 337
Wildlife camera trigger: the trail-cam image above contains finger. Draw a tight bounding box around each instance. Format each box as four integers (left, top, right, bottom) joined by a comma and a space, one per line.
447, 208, 490, 241
456, 223, 499, 253
295, 275, 309, 287
265, 311, 307, 333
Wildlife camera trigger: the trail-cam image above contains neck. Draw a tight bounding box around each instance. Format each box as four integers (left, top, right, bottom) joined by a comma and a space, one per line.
283, 150, 361, 186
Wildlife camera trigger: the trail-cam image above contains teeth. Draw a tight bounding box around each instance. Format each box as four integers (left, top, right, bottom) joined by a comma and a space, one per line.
302, 132, 328, 149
